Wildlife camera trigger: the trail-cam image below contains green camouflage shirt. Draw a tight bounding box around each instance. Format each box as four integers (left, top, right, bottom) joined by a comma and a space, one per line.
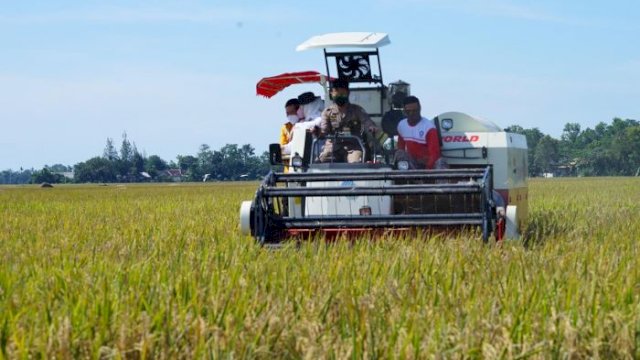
320, 103, 376, 136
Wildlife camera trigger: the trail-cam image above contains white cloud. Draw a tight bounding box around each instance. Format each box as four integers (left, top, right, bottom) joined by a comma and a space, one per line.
616, 59, 640, 75
465, 0, 566, 22
0, 5, 295, 25
377, 0, 575, 24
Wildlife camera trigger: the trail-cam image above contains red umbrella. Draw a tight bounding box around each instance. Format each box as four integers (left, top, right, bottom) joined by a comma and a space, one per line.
256, 71, 331, 98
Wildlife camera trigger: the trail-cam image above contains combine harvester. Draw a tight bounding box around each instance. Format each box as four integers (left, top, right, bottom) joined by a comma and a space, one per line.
240, 32, 528, 245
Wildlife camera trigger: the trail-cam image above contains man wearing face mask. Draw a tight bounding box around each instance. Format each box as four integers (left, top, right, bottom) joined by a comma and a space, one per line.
283, 93, 325, 153
280, 98, 301, 148
319, 79, 379, 163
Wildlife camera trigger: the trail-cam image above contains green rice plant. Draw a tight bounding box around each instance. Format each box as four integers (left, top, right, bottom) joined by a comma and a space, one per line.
1, 178, 639, 359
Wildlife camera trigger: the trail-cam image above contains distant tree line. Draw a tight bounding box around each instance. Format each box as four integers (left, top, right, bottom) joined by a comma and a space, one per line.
2, 117, 639, 184
1, 132, 271, 184
0, 168, 34, 184
506, 117, 640, 176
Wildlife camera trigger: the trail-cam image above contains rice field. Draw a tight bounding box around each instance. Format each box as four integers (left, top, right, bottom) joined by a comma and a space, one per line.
1, 178, 639, 359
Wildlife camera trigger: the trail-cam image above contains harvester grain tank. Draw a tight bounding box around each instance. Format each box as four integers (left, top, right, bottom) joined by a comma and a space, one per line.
240, 32, 528, 244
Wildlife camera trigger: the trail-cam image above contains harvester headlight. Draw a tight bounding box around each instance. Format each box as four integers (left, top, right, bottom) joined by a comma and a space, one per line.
441, 118, 453, 131
291, 153, 303, 168
397, 160, 409, 171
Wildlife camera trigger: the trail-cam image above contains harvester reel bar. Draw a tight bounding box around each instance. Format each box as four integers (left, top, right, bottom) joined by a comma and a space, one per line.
274, 168, 487, 183
277, 213, 484, 229
263, 184, 482, 197
253, 171, 281, 243
480, 165, 494, 242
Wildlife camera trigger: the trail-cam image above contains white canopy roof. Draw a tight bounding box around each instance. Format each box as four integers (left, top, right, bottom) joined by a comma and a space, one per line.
296, 32, 390, 51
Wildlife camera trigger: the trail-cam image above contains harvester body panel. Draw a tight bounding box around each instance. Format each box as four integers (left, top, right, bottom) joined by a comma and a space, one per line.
301, 166, 393, 217
436, 112, 528, 231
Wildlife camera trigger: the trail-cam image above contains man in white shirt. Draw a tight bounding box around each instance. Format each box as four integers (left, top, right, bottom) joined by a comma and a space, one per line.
395, 96, 442, 169
282, 92, 325, 155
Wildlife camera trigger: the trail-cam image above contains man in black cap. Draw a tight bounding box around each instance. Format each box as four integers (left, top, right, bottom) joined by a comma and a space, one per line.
319, 79, 379, 163
297, 91, 324, 123
298, 91, 319, 107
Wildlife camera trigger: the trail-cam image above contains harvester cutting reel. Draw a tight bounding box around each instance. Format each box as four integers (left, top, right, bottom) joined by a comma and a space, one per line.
240, 166, 520, 244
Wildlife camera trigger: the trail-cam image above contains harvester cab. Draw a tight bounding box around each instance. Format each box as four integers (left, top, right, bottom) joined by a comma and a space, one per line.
241, 32, 528, 245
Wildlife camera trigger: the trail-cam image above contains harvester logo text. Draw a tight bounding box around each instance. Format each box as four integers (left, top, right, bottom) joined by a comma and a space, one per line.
443, 135, 480, 143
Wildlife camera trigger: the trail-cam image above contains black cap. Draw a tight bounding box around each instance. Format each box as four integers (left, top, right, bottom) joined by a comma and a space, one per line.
285, 98, 300, 107
331, 79, 350, 90
297, 92, 319, 105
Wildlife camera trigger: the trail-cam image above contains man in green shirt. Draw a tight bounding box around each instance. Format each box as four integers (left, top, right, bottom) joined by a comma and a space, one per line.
319, 79, 379, 163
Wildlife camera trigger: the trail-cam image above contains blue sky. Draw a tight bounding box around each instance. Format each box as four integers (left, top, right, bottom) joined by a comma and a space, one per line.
1, 0, 639, 170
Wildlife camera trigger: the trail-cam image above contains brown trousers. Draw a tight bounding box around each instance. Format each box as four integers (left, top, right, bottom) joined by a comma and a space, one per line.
319, 139, 363, 163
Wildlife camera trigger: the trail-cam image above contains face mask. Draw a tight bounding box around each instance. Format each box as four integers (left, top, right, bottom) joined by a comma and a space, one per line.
334, 95, 349, 106
287, 115, 299, 124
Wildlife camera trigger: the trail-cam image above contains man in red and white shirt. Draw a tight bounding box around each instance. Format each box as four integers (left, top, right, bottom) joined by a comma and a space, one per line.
395, 96, 442, 169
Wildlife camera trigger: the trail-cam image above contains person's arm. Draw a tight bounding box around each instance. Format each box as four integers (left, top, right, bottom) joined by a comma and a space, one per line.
319, 109, 331, 137
279, 124, 289, 146
396, 121, 405, 151
357, 106, 378, 133
425, 128, 441, 169
397, 134, 405, 151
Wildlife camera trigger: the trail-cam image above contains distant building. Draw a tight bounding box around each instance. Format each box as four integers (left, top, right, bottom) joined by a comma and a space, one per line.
54, 171, 75, 180
551, 159, 579, 177
165, 169, 183, 182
